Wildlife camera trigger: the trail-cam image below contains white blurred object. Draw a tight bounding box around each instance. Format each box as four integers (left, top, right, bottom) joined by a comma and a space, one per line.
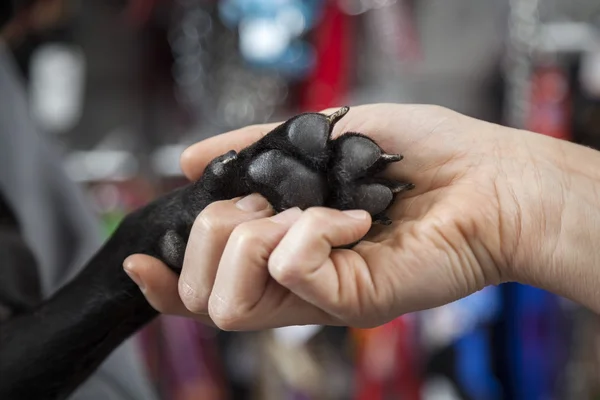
239, 18, 290, 62
30, 43, 86, 135
152, 144, 188, 177
272, 325, 322, 348
64, 150, 138, 183
420, 286, 500, 351
580, 41, 600, 97
422, 376, 463, 400
538, 22, 598, 53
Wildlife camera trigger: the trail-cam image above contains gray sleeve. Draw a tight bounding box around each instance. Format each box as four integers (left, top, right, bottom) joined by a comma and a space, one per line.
0, 40, 159, 400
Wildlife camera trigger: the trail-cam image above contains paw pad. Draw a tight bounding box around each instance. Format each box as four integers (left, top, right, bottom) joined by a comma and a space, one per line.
247, 150, 328, 210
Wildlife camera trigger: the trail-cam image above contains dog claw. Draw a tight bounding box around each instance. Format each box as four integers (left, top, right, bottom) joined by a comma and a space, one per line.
380, 153, 403, 163
325, 106, 350, 129
373, 214, 393, 225
390, 182, 415, 194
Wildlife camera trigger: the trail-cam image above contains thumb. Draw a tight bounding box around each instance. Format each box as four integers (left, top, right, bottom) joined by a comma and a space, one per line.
123, 254, 214, 325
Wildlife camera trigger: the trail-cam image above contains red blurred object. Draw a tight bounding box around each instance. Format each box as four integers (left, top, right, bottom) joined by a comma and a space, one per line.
527, 64, 572, 141
298, 2, 353, 111
352, 316, 422, 400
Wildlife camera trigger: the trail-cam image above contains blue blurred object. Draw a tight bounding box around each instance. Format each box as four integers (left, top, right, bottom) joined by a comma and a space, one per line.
219, 0, 323, 31
455, 330, 502, 400
504, 283, 569, 400
218, 0, 325, 79
423, 285, 503, 400
452, 286, 503, 400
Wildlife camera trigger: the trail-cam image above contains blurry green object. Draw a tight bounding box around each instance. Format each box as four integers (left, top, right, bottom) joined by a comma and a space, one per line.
100, 211, 125, 238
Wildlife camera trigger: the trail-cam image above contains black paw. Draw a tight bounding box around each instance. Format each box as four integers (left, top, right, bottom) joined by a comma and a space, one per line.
157, 106, 413, 269
236, 106, 414, 221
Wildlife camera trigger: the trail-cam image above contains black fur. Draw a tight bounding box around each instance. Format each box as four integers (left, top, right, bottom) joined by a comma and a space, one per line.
0, 107, 413, 399
0, 192, 42, 319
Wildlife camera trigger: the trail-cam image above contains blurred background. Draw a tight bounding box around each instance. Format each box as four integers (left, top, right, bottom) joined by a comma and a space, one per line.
2, 0, 600, 399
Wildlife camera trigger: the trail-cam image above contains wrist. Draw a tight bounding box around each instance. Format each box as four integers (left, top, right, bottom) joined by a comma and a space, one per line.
506, 132, 600, 312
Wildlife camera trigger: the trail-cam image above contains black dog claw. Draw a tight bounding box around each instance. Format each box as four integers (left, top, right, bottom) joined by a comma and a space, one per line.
373, 214, 394, 226
0, 106, 414, 400
384, 180, 415, 194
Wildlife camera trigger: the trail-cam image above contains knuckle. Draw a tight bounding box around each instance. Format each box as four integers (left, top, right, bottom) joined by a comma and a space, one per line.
193, 203, 228, 236
208, 299, 244, 331
178, 279, 208, 314
269, 257, 302, 287
211, 314, 241, 331
303, 207, 331, 225
230, 223, 264, 252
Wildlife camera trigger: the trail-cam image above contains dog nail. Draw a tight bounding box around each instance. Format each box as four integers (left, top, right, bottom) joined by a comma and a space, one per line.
381, 154, 403, 162
390, 183, 414, 193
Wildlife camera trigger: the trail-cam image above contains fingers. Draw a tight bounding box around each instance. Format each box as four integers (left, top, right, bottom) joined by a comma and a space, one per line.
180, 123, 278, 181
178, 193, 274, 315
124, 205, 373, 330
268, 208, 373, 322
208, 207, 340, 330
123, 254, 215, 326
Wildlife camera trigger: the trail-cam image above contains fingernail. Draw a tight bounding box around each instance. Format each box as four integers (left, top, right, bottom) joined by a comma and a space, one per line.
124, 266, 146, 292
236, 193, 270, 212
270, 207, 303, 224
342, 210, 370, 220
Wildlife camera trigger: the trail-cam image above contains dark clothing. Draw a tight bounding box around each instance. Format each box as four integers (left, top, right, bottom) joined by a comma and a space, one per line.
0, 40, 158, 400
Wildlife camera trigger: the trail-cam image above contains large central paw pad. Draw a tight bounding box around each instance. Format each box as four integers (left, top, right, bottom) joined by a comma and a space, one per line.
247, 150, 328, 210
243, 106, 414, 224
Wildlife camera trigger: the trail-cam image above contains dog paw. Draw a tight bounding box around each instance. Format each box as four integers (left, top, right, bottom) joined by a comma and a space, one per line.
241, 106, 413, 221
160, 106, 413, 269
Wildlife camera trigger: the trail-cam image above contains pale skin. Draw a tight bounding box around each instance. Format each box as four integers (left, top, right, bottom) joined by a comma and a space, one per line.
122, 103, 600, 330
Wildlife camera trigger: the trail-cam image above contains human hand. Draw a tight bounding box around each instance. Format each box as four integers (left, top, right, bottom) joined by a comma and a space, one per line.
123, 103, 599, 329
